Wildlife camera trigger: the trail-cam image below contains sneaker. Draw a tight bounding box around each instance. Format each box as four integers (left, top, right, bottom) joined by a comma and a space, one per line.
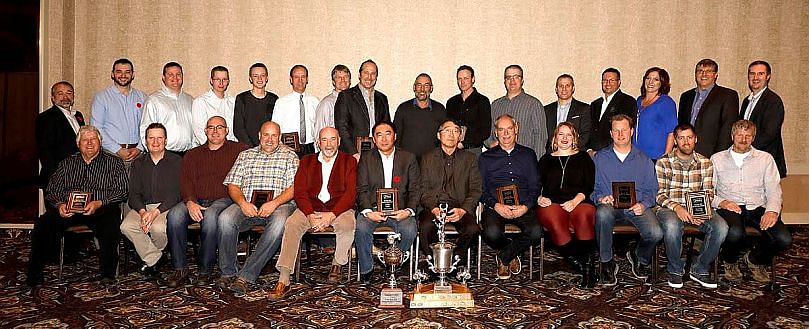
196, 272, 213, 286
689, 271, 718, 289
229, 277, 251, 296
165, 269, 190, 288
723, 262, 743, 282
667, 273, 683, 288
600, 260, 618, 286
745, 252, 771, 283
216, 275, 235, 289
508, 256, 522, 275
495, 256, 511, 280
626, 250, 649, 279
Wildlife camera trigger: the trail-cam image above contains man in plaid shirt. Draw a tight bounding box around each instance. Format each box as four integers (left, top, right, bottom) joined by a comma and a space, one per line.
656, 123, 728, 289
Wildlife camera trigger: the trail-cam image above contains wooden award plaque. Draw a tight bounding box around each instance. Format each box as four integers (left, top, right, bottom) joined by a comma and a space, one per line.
377, 188, 399, 215
611, 181, 636, 209
686, 190, 712, 221
281, 132, 301, 152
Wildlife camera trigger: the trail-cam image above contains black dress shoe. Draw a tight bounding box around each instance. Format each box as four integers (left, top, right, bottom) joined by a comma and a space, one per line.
360, 271, 375, 284
196, 272, 213, 286
165, 269, 190, 288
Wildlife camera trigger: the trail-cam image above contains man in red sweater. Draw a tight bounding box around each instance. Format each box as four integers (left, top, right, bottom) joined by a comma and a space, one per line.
268, 127, 357, 299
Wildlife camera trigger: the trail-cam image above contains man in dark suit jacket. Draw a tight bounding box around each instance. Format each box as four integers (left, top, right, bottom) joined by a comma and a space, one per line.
544, 74, 592, 153
740, 60, 786, 178
678, 59, 739, 157
35, 81, 85, 189
588, 68, 637, 154
354, 121, 420, 283
333, 59, 390, 159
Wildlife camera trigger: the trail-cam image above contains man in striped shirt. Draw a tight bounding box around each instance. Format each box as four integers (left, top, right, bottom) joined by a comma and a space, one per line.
27, 125, 128, 287
487, 65, 546, 160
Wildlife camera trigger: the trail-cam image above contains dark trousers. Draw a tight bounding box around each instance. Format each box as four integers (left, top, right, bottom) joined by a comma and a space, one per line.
480, 207, 542, 263
718, 207, 792, 264
28, 204, 121, 280
418, 209, 480, 262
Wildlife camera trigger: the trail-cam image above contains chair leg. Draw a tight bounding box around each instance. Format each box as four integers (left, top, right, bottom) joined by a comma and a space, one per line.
476, 235, 482, 281
411, 235, 418, 281
539, 236, 545, 281
529, 246, 534, 280
59, 236, 65, 280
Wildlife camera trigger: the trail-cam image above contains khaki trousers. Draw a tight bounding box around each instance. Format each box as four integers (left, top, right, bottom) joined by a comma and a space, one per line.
276, 209, 355, 272
120, 204, 168, 266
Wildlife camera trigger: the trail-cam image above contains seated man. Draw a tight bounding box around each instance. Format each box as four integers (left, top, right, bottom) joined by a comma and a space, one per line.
418, 119, 481, 271
355, 121, 420, 283
268, 127, 357, 299
656, 123, 727, 289
27, 125, 127, 286
713, 119, 791, 283
120, 123, 181, 279
593, 114, 662, 286
217, 121, 298, 295
166, 116, 247, 287
479, 114, 542, 280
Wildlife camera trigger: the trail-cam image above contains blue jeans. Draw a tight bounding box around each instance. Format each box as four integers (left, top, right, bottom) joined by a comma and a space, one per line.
167, 198, 232, 273
217, 202, 294, 282
595, 204, 662, 264
657, 208, 728, 275
355, 212, 417, 275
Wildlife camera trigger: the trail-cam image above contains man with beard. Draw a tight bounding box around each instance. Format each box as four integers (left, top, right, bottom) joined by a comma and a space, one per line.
192, 66, 237, 146
139, 62, 195, 155
334, 59, 390, 160
91, 58, 147, 168
36, 81, 84, 189
393, 73, 447, 158
234, 63, 279, 147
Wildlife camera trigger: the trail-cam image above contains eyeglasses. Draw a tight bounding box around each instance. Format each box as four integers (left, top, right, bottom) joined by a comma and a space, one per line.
440, 128, 461, 135
601, 79, 619, 83
696, 69, 716, 75
206, 125, 228, 131
504, 75, 523, 81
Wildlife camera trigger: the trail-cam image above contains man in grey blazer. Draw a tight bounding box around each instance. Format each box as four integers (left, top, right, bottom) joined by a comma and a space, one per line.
678, 59, 739, 157
333, 59, 390, 160
544, 74, 592, 154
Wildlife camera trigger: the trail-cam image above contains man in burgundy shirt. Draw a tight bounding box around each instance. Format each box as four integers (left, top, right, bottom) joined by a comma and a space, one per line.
165, 116, 247, 287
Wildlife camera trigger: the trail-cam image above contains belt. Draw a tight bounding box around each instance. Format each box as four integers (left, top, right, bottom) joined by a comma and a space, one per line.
119, 144, 138, 149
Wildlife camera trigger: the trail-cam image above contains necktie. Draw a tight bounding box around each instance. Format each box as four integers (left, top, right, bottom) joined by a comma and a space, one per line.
74, 111, 85, 126
299, 94, 306, 143
368, 92, 375, 132
743, 95, 756, 120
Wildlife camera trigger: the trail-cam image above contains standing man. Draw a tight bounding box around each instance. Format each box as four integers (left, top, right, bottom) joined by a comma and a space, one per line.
314, 64, 351, 133
140, 62, 194, 155
120, 123, 181, 279
268, 127, 357, 299
588, 68, 637, 155
165, 116, 247, 287
592, 114, 661, 286
192, 66, 237, 146
544, 74, 592, 153
713, 120, 791, 283
445, 65, 491, 157
479, 114, 542, 280
740, 60, 787, 178
394, 73, 447, 158
233, 63, 279, 147
656, 123, 727, 289
217, 121, 299, 295
677, 59, 739, 157
27, 126, 127, 286
488, 65, 546, 160
91, 58, 147, 167
36, 81, 84, 189
273, 65, 319, 157
354, 121, 420, 283
418, 119, 481, 270
334, 59, 391, 160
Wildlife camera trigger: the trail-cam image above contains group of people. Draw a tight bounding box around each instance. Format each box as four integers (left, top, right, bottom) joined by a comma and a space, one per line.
29, 57, 791, 299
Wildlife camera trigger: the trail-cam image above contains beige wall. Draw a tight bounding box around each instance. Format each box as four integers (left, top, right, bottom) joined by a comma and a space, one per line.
42, 0, 809, 174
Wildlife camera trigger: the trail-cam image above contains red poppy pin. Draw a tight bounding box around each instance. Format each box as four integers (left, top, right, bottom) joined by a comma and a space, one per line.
136, 102, 142, 108
393, 175, 401, 184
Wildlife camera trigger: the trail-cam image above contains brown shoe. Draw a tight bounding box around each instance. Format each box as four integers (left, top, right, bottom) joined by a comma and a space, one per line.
509, 256, 522, 275
327, 265, 342, 283
723, 262, 743, 282
267, 281, 291, 300
745, 252, 771, 283
496, 256, 511, 280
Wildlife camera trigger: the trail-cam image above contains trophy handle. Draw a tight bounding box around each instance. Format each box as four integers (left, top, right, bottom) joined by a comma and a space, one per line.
376, 250, 384, 263
449, 255, 461, 272
401, 251, 410, 264
426, 255, 436, 272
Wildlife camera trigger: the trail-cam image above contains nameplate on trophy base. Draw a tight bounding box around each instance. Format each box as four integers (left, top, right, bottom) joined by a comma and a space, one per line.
281, 132, 301, 152
356, 136, 374, 153
251, 190, 274, 207
379, 287, 405, 309
686, 190, 712, 221
409, 283, 475, 308
496, 184, 520, 206
611, 181, 636, 209
67, 191, 91, 213
377, 188, 399, 215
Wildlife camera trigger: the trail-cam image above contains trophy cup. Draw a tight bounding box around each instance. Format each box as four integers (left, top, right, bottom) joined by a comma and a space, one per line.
409, 202, 474, 308
375, 233, 410, 308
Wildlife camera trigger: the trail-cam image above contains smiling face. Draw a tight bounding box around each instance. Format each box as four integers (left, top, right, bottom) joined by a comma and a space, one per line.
674, 127, 697, 157
249, 66, 268, 90
111, 63, 134, 88
145, 126, 167, 154
51, 82, 74, 110
494, 116, 519, 149
748, 64, 770, 93
644, 70, 662, 96
553, 124, 577, 152
332, 70, 351, 92
77, 129, 101, 159
695, 64, 718, 90
162, 65, 183, 93
555, 76, 574, 101
372, 123, 396, 154
731, 127, 755, 153
258, 121, 281, 154
504, 67, 524, 95
359, 62, 378, 90
318, 127, 340, 159
205, 116, 228, 146
437, 120, 461, 149
210, 70, 230, 95
413, 75, 433, 103
610, 118, 633, 149
601, 71, 620, 96
290, 67, 308, 93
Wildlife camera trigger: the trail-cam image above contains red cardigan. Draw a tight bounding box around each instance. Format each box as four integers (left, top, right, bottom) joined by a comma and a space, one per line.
294, 151, 357, 216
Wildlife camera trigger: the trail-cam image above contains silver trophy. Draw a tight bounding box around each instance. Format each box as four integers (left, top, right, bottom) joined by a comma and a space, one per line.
375, 233, 410, 308
426, 202, 461, 293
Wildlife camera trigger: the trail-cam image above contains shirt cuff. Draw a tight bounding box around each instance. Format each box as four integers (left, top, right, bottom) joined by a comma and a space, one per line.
406, 208, 415, 217
361, 208, 372, 216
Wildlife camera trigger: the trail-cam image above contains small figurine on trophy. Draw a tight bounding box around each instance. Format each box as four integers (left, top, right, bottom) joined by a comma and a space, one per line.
375, 233, 410, 308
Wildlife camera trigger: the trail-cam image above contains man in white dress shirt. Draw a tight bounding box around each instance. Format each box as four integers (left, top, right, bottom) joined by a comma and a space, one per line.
273, 65, 320, 157
192, 66, 237, 146
314, 64, 351, 133
139, 62, 195, 155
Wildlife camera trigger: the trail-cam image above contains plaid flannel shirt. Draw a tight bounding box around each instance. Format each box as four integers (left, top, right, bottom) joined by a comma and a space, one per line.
655, 151, 714, 210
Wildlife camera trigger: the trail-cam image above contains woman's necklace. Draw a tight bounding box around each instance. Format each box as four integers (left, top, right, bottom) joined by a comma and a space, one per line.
558, 155, 570, 189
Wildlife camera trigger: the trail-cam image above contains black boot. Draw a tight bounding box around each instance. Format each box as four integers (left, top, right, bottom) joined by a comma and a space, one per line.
559, 241, 584, 274
580, 240, 597, 288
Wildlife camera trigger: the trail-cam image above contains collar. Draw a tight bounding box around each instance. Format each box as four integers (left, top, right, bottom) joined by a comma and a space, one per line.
378, 147, 396, 160
160, 85, 182, 98
749, 87, 767, 100
56, 105, 76, 115
697, 83, 716, 94
411, 98, 433, 109
318, 152, 336, 164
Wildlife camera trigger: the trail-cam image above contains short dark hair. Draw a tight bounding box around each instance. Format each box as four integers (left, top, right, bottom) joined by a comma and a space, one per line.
457, 65, 475, 78
162, 62, 182, 75
145, 122, 167, 139
415, 73, 432, 82
372, 120, 397, 136
112, 58, 133, 71
504, 64, 523, 77
673, 123, 696, 137
749, 60, 771, 75
696, 59, 718, 73
289, 64, 308, 77
602, 67, 621, 80
249, 62, 268, 74
331, 64, 350, 80
359, 59, 377, 75
610, 113, 634, 127
210, 65, 229, 79
640, 67, 671, 97
556, 74, 575, 87
437, 118, 461, 132
51, 81, 74, 95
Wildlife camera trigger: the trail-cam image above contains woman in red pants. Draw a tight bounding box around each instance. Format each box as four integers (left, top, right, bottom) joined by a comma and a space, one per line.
536, 122, 597, 287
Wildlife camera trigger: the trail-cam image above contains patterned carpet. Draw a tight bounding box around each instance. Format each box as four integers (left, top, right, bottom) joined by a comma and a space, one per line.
0, 224, 807, 329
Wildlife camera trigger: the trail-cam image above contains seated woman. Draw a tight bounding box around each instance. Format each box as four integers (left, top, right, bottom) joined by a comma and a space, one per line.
535, 122, 597, 288
634, 67, 677, 161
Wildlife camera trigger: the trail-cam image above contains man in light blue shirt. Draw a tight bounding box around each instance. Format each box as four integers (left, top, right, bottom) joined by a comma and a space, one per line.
91, 58, 147, 167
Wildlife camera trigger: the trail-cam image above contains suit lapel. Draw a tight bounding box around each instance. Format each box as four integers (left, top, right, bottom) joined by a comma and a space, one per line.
351, 87, 370, 122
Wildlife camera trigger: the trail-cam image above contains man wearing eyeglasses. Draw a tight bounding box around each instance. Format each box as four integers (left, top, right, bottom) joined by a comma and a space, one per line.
587, 68, 637, 156
393, 73, 446, 158
487, 65, 546, 161
165, 116, 248, 288
192, 66, 237, 146
140, 62, 194, 156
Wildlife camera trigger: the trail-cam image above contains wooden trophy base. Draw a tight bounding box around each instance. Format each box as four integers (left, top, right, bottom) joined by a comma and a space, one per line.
408, 282, 474, 308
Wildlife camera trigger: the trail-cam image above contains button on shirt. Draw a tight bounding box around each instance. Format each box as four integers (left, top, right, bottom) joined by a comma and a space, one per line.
192, 89, 237, 146
655, 151, 714, 210
91, 85, 148, 153
557, 101, 571, 126
489, 91, 546, 160
317, 152, 336, 203
359, 86, 376, 132
711, 147, 782, 213
45, 152, 128, 207
128, 152, 182, 213
58, 106, 82, 134
140, 85, 195, 152
223, 146, 299, 203
479, 144, 540, 208
273, 91, 319, 144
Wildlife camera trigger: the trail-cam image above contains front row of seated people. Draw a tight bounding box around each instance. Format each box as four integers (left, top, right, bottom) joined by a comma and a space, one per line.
28, 115, 791, 296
